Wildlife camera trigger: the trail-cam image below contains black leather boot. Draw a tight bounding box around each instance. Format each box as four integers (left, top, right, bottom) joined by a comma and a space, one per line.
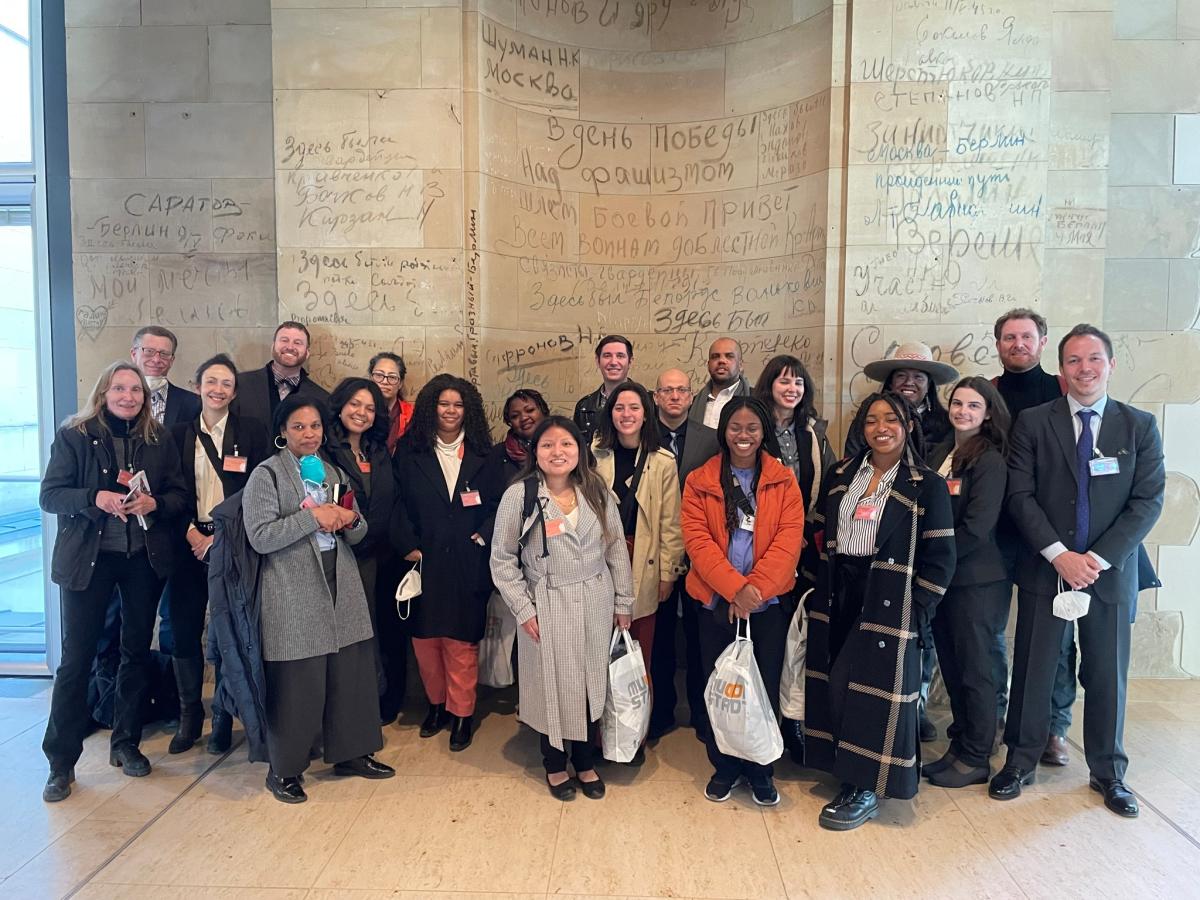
169, 657, 205, 754
207, 709, 233, 754
449, 714, 474, 751
782, 717, 805, 765
420, 703, 448, 738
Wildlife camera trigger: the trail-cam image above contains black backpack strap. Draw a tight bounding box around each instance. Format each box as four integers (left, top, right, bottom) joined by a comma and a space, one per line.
517, 476, 549, 559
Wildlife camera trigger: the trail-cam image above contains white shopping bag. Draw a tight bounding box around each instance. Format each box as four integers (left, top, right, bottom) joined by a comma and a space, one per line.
779, 590, 811, 720
600, 628, 651, 762
705, 616, 784, 765
477, 591, 517, 688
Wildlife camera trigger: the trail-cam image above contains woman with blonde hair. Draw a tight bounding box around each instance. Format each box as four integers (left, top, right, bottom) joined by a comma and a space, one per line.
40, 361, 188, 802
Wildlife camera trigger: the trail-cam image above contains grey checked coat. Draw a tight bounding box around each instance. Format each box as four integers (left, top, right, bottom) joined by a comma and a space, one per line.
490, 479, 635, 750
804, 450, 956, 799
243, 451, 374, 662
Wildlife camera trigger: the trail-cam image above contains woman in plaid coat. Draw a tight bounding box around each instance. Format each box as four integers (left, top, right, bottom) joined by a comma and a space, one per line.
805, 392, 956, 830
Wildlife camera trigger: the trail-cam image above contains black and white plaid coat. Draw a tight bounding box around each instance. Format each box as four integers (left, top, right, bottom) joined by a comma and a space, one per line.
804, 450, 956, 800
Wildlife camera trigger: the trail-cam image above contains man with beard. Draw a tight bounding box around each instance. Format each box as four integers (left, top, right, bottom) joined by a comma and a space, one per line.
689, 338, 751, 429
231, 321, 330, 428
131, 326, 201, 426
573, 335, 634, 444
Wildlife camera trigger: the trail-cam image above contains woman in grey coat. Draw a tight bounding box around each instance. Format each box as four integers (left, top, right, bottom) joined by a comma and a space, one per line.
490, 416, 635, 801
243, 394, 394, 804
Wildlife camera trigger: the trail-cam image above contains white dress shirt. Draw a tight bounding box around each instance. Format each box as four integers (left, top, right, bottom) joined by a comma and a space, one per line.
194, 413, 228, 524
702, 382, 742, 428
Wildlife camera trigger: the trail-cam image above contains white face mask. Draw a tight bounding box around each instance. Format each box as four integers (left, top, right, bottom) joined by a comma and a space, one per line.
144, 375, 168, 392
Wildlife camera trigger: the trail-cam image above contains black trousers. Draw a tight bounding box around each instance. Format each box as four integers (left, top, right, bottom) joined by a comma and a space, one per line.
540, 730, 597, 775
1004, 588, 1131, 780
931, 579, 1011, 766
44, 551, 164, 767
697, 600, 787, 781
263, 639, 383, 777
649, 580, 706, 733
376, 557, 409, 717
166, 550, 209, 661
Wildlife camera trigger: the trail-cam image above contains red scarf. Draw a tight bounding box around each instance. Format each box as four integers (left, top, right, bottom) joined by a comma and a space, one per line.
504, 430, 528, 465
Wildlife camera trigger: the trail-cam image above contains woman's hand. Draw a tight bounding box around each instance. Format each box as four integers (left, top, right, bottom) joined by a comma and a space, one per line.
310, 504, 342, 532
658, 580, 673, 603
728, 583, 763, 621
186, 526, 214, 561
521, 616, 540, 643
333, 506, 358, 531
95, 490, 129, 521
122, 492, 157, 517
614, 612, 632, 630
404, 549, 422, 562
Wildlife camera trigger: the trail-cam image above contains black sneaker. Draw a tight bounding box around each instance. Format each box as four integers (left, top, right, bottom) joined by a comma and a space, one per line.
749, 776, 780, 807
42, 768, 74, 803
705, 776, 734, 802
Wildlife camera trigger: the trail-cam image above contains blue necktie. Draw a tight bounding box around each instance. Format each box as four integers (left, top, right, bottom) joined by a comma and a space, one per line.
1075, 410, 1095, 552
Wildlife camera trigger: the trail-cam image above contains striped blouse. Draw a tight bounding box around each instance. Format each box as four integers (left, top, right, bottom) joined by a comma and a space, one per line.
836, 455, 902, 557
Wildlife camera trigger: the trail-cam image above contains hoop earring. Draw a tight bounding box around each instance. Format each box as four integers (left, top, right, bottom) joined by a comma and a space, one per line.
274, 435, 287, 449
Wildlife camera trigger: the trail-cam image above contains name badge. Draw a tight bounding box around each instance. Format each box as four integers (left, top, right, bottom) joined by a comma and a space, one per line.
460, 489, 482, 507
738, 511, 755, 533
1089, 457, 1119, 476
854, 502, 880, 522
116, 469, 133, 487
357, 460, 372, 474
545, 517, 567, 537
945, 478, 962, 496
223, 455, 248, 473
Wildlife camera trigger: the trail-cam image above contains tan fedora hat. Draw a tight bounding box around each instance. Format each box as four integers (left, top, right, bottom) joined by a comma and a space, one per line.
862, 341, 960, 386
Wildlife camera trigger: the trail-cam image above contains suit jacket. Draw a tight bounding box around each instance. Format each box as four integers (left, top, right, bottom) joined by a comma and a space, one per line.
327, 437, 395, 559
162, 382, 202, 427
686, 375, 752, 429
169, 413, 272, 528
1006, 397, 1165, 604
926, 439, 1008, 587
230, 363, 330, 430
662, 417, 719, 494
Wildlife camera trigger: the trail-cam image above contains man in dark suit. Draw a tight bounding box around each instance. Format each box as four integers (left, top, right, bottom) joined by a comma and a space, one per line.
648, 367, 719, 741
230, 321, 330, 428
130, 326, 201, 427
572, 335, 634, 444
688, 338, 751, 430
990, 324, 1165, 817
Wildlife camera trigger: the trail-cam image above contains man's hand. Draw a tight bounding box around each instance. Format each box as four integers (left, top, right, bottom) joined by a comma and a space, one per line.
1052, 550, 1102, 591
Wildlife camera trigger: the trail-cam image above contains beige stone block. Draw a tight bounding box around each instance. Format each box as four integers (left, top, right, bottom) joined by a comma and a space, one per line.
272, 9, 422, 90
277, 248, 463, 327
417, 169, 464, 249
1112, 40, 1200, 112
795, 0, 832, 22
1052, 12, 1112, 91
1054, 0, 1112, 8
1108, 186, 1200, 257
72, 179, 213, 253
1168, 258, 1200, 330
760, 91, 832, 183
1130, 610, 1187, 677
303, 326, 427, 388
469, 0, 515, 27
373, 0, 460, 5
72, 254, 149, 338
476, 15, 580, 114
472, 93, 520, 180
726, 12, 833, 115
1104, 258, 1169, 331
1147, 471, 1200, 545
1107, 330, 1200, 403
141, 254, 278, 330
893, 0, 1052, 74
143, 0, 271, 24
421, 8, 462, 89
1109, 114, 1175, 186
146, 103, 273, 178
273, 0, 364, 5
513, 108, 651, 196
1049, 91, 1110, 170
497, 255, 651, 334
1042, 248, 1105, 323
847, 81, 949, 166
275, 169, 427, 248
849, 0, 893, 80
510, 0, 651, 50
1046, 170, 1107, 249
370, 90, 463, 170
1182, 0, 1200, 37
1114, 0, 1178, 38
274, 90, 372, 170
580, 47, 726, 123
68, 103, 146, 178
66, 0, 140, 26
948, 81, 1050, 166
209, 25, 273, 101
650, 0, 793, 52
212, 178, 277, 252
479, 326, 593, 403
479, 174, 580, 263
66, 26, 210, 102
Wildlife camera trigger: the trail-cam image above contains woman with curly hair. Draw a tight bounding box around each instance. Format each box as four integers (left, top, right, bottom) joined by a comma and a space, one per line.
390, 374, 496, 751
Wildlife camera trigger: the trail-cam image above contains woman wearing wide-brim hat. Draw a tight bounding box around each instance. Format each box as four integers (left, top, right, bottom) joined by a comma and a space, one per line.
845, 342, 960, 460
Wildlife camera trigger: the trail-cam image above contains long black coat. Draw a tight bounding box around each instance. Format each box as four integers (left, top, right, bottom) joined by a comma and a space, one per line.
390, 444, 498, 642
805, 451, 956, 799
328, 438, 396, 560
169, 412, 272, 531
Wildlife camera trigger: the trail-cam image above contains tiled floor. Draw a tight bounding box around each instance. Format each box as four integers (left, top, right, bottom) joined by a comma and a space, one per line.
1, 678, 1198, 900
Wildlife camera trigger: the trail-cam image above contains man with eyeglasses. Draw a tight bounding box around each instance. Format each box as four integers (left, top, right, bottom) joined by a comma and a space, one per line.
232, 321, 330, 428
130, 326, 200, 426
368, 352, 414, 454
648, 368, 719, 742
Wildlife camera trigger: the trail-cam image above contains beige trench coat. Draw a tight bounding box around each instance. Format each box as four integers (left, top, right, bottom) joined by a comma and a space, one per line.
489, 479, 635, 750
593, 444, 686, 621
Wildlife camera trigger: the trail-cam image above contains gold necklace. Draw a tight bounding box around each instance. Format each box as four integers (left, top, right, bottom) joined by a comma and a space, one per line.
550, 487, 577, 511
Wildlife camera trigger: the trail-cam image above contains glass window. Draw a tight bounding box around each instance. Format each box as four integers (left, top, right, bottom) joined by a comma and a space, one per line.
0, 3, 32, 167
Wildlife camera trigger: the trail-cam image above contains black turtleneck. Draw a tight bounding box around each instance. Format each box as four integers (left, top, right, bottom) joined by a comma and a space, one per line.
995, 365, 1063, 425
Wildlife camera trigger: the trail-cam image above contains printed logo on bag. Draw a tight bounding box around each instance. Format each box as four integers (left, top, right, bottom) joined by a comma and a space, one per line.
625, 675, 650, 710
707, 677, 745, 715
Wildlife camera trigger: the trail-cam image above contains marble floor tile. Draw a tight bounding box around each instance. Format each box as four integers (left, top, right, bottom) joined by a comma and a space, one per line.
306, 891, 546, 899
549, 780, 787, 899
74, 887, 309, 900
0, 817, 142, 900
312, 775, 562, 893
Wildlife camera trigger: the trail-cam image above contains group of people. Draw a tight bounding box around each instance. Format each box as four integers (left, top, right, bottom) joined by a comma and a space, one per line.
38, 311, 1165, 833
